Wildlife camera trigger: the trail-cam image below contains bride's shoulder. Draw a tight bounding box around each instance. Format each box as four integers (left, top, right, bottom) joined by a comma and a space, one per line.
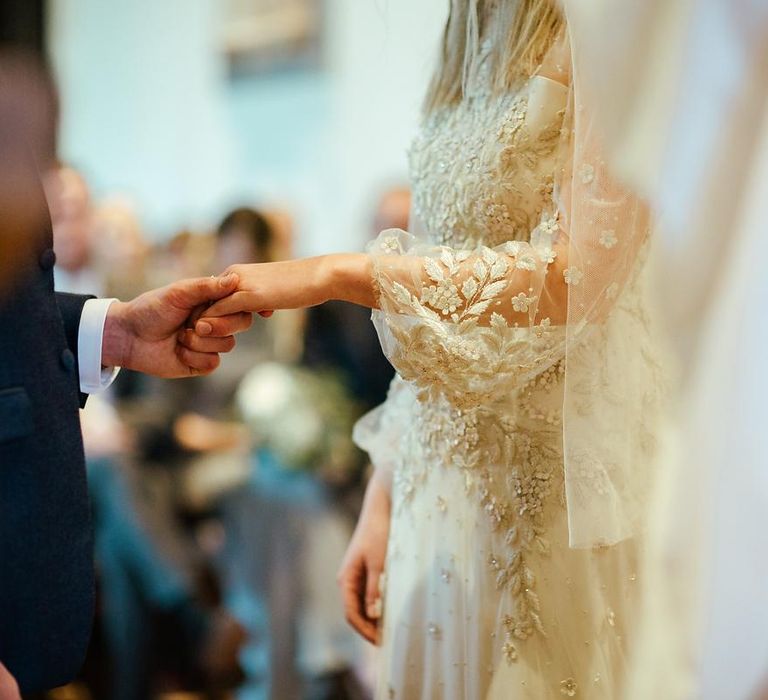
536, 32, 571, 88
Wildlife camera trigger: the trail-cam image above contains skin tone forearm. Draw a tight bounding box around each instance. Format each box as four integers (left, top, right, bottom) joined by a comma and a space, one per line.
326, 253, 378, 308
196, 254, 377, 333
198, 245, 572, 330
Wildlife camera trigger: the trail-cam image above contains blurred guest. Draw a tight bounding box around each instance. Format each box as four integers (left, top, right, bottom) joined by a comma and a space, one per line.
215, 207, 274, 271
87, 448, 247, 700
164, 207, 284, 520
370, 186, 411, 240
217, 362, 369, 700
302, 186, 409, 411
69, 212, 265, 700
210, 188, 410, 700
171, 207, 281, 423
91, 195, 150, 302
152, 229, 214, 288
168, 204, 381, 699
43, 163, 101, 295
87, 207, 284, 698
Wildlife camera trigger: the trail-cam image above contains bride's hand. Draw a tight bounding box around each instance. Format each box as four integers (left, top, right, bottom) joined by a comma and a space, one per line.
337, 471, 391, 645
193, 254, 376, 335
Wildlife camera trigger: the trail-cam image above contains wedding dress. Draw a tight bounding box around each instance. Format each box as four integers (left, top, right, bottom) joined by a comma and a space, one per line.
354, 12, 666, 699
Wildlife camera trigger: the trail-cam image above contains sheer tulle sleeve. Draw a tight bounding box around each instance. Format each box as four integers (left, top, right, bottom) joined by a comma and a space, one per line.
364, 25, 665, 548
352, 375, 414, 491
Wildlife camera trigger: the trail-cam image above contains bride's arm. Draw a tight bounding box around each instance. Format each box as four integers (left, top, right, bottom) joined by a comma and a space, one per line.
195, 254, 375, 333
195, 233, 572, 333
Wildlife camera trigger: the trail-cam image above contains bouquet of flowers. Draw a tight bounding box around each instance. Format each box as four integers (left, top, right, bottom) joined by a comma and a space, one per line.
236, 362, 363, 484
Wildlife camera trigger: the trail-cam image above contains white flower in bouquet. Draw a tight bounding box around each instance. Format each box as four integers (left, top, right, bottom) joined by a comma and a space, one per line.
237, 363, 295, 422
269, 402, 324, 468
236, 362, 362, 481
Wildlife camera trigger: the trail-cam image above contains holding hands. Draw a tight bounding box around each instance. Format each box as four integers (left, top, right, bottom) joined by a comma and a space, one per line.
102, 273, 253, 377
193, 254, 376, 335
102, 252, 375, 381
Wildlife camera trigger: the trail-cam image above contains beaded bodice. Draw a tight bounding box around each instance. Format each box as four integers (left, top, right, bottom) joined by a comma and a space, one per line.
408, 50, 566, 249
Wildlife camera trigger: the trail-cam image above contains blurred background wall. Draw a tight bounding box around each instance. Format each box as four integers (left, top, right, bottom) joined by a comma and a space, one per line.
48, 0, 446, 254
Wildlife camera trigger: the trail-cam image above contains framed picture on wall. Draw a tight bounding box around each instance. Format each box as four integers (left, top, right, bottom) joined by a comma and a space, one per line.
219, 0, 324, 75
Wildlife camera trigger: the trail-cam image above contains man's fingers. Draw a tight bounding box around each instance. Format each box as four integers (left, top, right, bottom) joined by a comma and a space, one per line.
196, 312, 253, 337
0, 662, 20, 700
169, 273, 240, 310
187, 302, 211, 328
176, 346, 221, 375
178, 329, 236, 354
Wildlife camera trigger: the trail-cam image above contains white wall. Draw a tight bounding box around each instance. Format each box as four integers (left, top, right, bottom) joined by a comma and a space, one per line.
49, 0, 446, 254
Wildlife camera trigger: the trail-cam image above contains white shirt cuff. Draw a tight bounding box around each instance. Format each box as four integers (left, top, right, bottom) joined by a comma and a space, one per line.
78, 298, 121, 394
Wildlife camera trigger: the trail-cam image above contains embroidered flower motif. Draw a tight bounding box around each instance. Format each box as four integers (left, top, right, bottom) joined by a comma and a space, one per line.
560, 678, 578, 696
539, 247, 557, 264
579, 163, 595, 184
503, 241, 523, 257
427, 623, 442, 640
511, 470, 553, 516
381, 236, 400, 253
420, 278, 462, 315
540, 216, 559, 237
440, 568, 452, 583
516, 253, 538, 271
502, 641, 518, 664
572, 453, 613, 496
538, 176, 555, 199
563, 266, 583, 286
397, 472, 417, 502
511, 292, 536, 313
534, 317, 551, 338
599, 229, 618, 249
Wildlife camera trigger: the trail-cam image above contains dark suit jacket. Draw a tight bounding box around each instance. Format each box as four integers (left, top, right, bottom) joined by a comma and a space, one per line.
0, 199, 95, 691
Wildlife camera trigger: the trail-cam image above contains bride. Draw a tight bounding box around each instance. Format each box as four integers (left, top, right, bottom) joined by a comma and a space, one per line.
198, 0, 667, 697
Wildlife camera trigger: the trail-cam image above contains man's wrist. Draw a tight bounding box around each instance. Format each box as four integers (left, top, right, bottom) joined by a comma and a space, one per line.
101, 300, 133, 368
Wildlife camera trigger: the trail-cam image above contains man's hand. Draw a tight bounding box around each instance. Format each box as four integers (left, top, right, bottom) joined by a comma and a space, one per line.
102, 274, 253, 377
0, 662, 20, 700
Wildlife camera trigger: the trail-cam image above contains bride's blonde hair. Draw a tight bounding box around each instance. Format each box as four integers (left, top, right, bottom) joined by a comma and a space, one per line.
424, 0, 563, 113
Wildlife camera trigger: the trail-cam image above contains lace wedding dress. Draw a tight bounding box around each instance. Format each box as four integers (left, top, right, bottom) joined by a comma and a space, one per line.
354, 20, 666, 700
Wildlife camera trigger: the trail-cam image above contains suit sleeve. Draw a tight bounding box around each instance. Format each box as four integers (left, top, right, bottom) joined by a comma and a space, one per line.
55, 292, 95, 407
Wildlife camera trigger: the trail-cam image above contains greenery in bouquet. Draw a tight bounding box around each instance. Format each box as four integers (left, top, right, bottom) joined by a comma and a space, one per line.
236, 362, 364, 484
